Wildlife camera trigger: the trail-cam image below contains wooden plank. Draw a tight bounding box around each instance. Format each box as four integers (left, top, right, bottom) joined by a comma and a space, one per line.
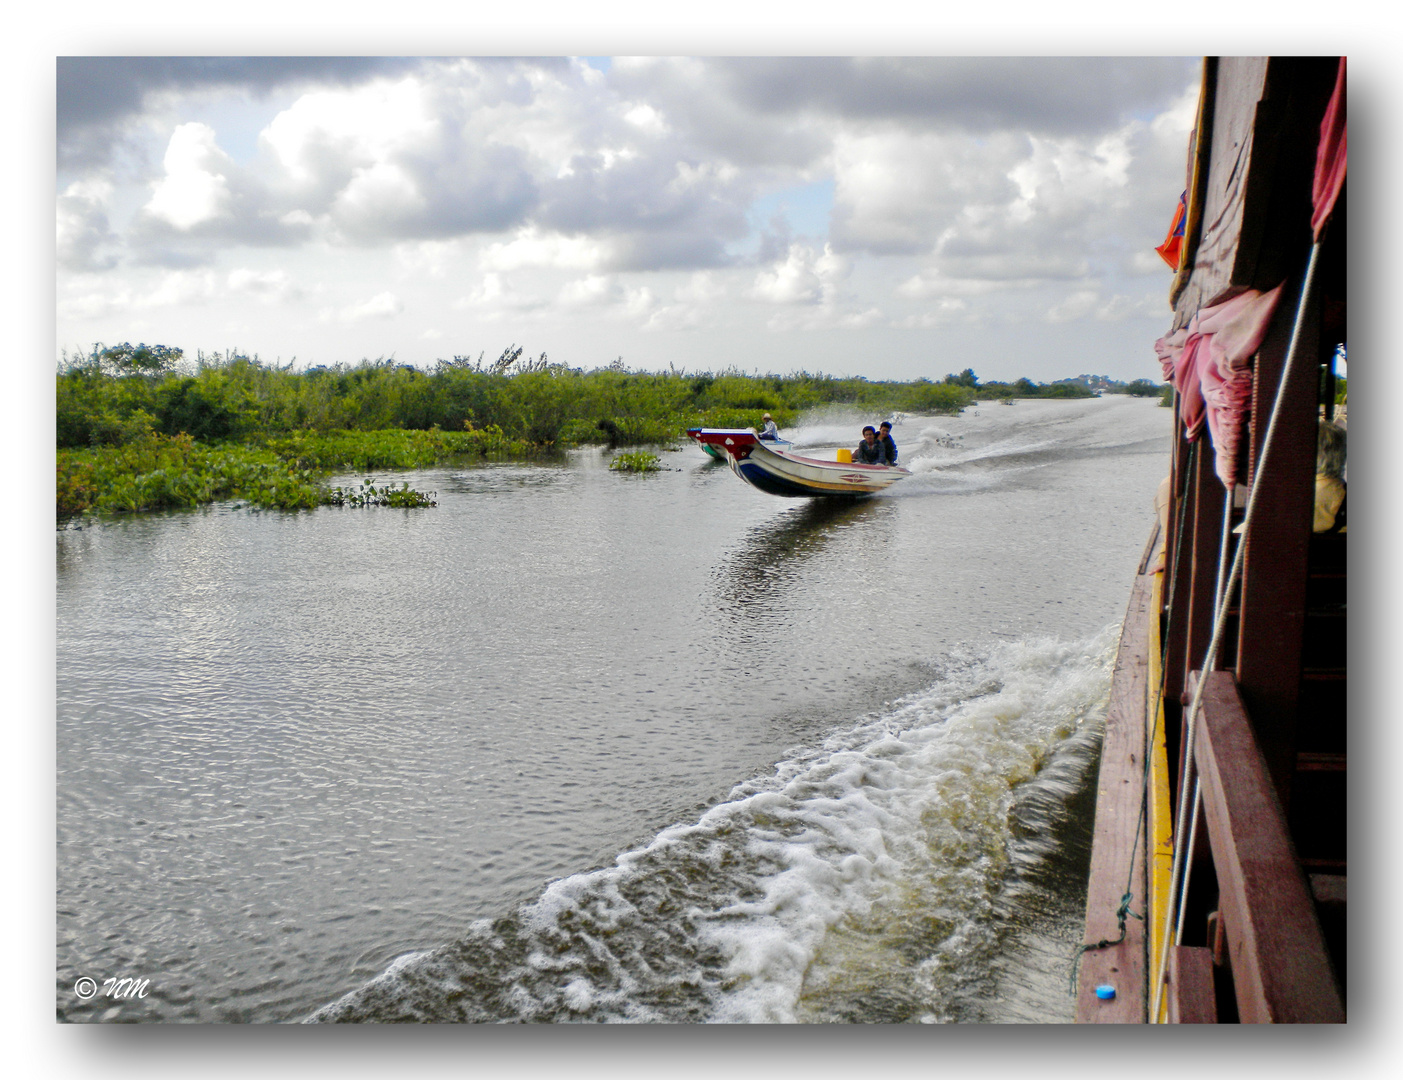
1167, 947, 1218, 1023
1172, 57, 1268, 323
1184, 440, 1226, 690
1146, 567, 1175, 1023
1236, 263, 1318, 803
1191, 670, 1345, 1022
1076, 569, 1153, 1022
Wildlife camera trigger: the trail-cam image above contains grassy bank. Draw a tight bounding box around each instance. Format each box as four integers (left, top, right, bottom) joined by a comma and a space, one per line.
56, 347, 980, 520
57, 345, 975, 451
56, 345, 1159, 521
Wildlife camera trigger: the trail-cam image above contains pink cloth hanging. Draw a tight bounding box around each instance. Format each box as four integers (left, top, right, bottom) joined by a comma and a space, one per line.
1154, 284, 1284, 488
1312, 57, 1347, 243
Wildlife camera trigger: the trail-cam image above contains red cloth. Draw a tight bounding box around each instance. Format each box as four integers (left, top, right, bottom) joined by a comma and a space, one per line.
1154, 284, 1285, 487
1312, 57, 1346, 242
1155, 191, 1187, 269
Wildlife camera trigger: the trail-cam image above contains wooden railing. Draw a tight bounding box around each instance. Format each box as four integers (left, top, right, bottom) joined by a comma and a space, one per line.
1188, 670, 1344, 1022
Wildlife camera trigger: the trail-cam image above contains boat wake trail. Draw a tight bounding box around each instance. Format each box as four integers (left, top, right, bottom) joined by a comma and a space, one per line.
306, 629, 1117, 1024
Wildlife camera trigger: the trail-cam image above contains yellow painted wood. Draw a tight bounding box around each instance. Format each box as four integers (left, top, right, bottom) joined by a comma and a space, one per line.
1146, 566, 1175, 1023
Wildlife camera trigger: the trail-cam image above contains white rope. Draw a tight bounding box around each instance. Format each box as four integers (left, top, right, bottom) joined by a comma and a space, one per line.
1149, 238, 1323, 1022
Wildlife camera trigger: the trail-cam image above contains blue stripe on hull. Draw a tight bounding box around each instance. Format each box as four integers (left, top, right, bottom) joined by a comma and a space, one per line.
734, 460, 866, 498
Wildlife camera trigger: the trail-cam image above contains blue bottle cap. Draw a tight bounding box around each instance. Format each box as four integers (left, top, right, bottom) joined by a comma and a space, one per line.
1095, 985, 1116, 1000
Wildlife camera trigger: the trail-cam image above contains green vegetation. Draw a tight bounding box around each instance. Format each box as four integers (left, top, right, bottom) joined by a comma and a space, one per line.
609, 451, 663, 473
57, 433, 324, 516
1111, 378, 1168, 397
941, 367, 1123, 401
56, 343, 1154, 521
326, 481, 438, 508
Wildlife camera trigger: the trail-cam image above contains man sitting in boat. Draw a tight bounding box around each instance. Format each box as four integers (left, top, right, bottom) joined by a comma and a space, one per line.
853, 425, 890, 465
878, 420, 898, 465
758, 413, 780, 441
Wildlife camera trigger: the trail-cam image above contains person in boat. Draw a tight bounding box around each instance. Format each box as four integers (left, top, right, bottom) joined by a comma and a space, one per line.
758, 413, 780, 441
1314, 419, 1347, 533
853, 425, 890, 465
878, 420, 898, 466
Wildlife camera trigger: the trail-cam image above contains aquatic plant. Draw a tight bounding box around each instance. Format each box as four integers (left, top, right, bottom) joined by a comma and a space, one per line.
609, 452, 663, 473
325, 480, 437, 508
56, 433, 324, 519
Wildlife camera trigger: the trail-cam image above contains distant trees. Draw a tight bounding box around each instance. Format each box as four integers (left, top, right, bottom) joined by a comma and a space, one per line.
94, 342, 184, 376
1111, 379, 1165, 397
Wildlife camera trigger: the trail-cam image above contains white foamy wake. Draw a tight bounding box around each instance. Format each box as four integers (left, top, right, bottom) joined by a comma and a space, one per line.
308, 628, 1117, 1024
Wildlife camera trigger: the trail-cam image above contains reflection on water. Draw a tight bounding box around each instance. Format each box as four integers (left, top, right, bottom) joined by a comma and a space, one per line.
713, 497, 889, 612
57, 397, 1172, 1023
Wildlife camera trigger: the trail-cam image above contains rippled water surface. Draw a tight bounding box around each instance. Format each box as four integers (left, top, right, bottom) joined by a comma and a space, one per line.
57, 396, 1170, 1023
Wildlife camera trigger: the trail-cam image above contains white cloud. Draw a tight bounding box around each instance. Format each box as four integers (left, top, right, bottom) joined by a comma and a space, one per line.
623, 103, 668, 136
57, 288, 132, 321
227, 268, 303, 304
557, 275, 658, 322
1045, 290, 1101, 323
748, 242, 847, 305
897, 270, 1005, 299
54, 57, 1202, 381
557, 274, 618, 307
139, 269, 220, 308
56, 178, 117, 271
322, 291, 404, 322
394, 239, 470, 279
331, 160, 427, 232
144, 123, 234, 230
894, 298, 970, 328
1093, 293, 1169, 321
480, 227, 609, 272
261, 77, 437, 185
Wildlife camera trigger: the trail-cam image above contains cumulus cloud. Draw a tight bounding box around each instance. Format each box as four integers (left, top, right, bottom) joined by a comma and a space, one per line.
1043, 289, 1167, 324
227, 268, 303, 304
56, 178, 117, 271
139, 269, 221, 307
748, 243, 847, 305
894, 298, 970, 328
456, 274, 547, 316
57, 56, 425, 168
144, 123, 235, 230
480, 227, 609, 272
54, 56, 1201, 376
323, 291, 404, 322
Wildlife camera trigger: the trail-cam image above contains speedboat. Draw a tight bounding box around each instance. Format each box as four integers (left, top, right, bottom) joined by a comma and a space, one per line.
686, 428, 911, 498
687, 427, 790, 460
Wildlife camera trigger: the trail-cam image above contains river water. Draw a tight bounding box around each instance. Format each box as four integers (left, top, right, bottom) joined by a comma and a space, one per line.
56, 395, 1170, 1023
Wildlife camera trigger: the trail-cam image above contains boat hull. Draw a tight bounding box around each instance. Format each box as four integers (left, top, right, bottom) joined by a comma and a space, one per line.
687, 428, 910, 497
687, 428, 789, 460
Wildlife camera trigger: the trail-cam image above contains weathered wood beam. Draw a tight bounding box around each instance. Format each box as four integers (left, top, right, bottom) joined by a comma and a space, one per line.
1191, 670, 1344, 1022
1162, 429, 1195, 715
1167, 947, 1218, 1023
1076, 568, 1153, 1022
1236, 264, 1318, 802
1184, 437, 1227, 688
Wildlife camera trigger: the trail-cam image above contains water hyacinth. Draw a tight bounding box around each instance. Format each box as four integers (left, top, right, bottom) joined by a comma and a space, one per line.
608, 452, 663, 473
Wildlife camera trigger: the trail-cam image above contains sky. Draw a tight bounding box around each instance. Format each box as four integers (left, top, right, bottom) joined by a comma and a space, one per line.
55, 54, 1203, 384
